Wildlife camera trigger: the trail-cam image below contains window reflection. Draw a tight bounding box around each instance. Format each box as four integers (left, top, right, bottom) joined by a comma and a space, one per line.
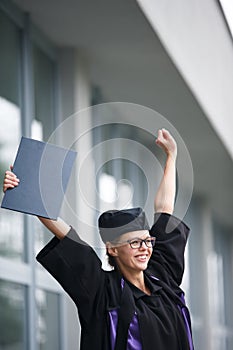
208, 223, 233, 350
36, 289, 60, 350
31, 120, 53, 257
98, 172, 133, 213
33, 45, 56, 142
0, 279, 26, 349
34, 216, 51, 257
0, 97, 23, 260
207, 252, 225, 326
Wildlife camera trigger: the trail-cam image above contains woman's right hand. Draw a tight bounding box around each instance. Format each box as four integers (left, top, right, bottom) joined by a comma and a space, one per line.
3, 168, 20, 193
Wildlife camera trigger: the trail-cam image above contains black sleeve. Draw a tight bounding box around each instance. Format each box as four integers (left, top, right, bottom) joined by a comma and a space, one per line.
36, 227, 105, 326
148, 212, 190, 286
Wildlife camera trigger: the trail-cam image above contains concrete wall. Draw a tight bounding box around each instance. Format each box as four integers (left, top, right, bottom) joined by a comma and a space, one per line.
137, 0, 233, 158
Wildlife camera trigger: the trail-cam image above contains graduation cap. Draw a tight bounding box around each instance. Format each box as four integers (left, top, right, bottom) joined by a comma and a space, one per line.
98, 207, 150, 243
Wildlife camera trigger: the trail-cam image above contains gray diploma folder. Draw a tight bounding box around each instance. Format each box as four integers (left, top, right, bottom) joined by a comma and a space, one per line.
1, 137, 77, 219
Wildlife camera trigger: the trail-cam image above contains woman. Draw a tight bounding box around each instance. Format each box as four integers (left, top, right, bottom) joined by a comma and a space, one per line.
3, 129, 194, 350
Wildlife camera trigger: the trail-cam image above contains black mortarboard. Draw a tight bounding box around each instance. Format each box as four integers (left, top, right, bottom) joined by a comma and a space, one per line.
98, 207, 150, 243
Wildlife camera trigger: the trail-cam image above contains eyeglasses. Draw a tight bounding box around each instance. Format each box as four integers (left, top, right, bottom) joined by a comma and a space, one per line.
126, 237, 156, 249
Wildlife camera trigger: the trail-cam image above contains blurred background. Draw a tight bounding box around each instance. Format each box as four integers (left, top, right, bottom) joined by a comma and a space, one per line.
0, 0, 233, 349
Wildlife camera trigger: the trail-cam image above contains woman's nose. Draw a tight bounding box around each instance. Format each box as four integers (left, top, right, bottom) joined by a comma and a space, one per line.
139, 241, 147, 249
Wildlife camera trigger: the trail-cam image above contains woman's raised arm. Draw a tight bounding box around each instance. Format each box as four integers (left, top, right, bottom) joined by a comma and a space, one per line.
154, 129, 177, 215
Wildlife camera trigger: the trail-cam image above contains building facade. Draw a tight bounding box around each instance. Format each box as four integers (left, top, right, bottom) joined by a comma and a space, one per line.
0, 1, 233, 349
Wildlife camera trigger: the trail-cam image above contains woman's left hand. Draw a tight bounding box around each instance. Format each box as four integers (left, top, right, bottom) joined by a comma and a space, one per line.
155, 129, 177, 159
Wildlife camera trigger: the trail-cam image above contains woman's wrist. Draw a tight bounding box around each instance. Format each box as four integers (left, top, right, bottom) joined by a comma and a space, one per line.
166, 150, 177, 162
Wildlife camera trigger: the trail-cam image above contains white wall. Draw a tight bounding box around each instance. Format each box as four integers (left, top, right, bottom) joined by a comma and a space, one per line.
137, 0, 233, 158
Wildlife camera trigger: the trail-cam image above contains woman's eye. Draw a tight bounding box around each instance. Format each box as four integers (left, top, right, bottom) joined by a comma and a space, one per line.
131, 240, 139, 245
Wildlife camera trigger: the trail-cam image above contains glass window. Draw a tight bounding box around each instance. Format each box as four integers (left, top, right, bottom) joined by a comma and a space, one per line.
0, 9, 23, 261
93, 124, 149, 211
184, 199, 205, 350
209, 221, 233, 350
0, 279, 26, 350
31, 119, 52, 256
36, 289, 60, 350
33, 45, 56, 141
98, 172, 117, 212
0, 9, 21, 105
34, 216, 52, 257
32, 45, 57, 253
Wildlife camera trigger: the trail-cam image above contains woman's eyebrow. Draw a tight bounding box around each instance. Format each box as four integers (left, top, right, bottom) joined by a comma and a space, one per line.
129, 235, 151, 241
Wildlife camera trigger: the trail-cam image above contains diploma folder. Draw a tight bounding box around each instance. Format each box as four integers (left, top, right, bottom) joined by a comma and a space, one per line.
1, 137, 77, 219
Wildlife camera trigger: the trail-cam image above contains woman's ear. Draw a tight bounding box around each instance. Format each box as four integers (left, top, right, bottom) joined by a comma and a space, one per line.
106, 241, 119, 257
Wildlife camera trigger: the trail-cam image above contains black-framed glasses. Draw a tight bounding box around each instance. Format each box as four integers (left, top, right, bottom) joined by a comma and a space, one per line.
127, 237, 156, 249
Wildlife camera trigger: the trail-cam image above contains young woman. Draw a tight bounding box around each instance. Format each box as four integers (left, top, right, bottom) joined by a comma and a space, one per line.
3, 129, 194, 350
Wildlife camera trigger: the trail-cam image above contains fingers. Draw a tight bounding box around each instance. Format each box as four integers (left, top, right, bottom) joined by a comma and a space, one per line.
3, 170, 20, 193
155, 128, 168, 146
155, 129, 177, 157
156, 128, 170, 140
161, 128, 170, 140
156, 129, 162, 141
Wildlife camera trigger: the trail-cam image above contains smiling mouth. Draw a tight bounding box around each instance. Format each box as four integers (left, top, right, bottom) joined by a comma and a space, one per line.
135, 255, 148, 262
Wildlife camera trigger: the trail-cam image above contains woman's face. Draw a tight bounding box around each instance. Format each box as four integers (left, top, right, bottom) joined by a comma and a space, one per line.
107, 230, 153, 274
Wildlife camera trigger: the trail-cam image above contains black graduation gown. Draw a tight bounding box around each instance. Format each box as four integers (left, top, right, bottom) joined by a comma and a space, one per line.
36, 213, 194, 350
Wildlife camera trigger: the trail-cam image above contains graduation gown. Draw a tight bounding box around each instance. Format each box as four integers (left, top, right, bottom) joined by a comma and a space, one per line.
36, 213, 194, 350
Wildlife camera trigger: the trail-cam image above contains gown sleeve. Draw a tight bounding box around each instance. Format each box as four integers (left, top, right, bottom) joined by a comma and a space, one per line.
148, 212, 190, 287
36, 227, 106, 328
